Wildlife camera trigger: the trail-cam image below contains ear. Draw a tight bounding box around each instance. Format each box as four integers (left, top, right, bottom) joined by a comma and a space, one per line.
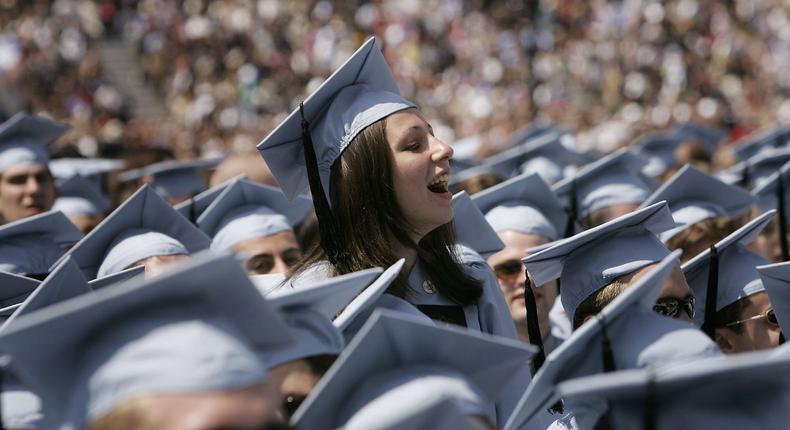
714, 327, 736, 354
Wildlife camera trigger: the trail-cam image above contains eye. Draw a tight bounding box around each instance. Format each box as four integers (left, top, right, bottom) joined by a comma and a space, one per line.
281, 248, 303, 268
245, 254, 275, 274
5, 174, 27, 185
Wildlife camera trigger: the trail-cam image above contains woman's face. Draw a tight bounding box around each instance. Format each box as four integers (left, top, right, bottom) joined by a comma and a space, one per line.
385, 109, 454, 241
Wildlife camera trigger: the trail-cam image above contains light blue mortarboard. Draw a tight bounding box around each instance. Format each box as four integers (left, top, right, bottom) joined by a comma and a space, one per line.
333, 259, 405, 332
346, 395, 488, 430
65, 185, 211, 279
451, 191, 504, 259
555, 349, 790, 430
53, 175, 112, 218
672, 121, 727, 154
757, 261, 790, 335
485, 130, 585, 185
733, 125, 790, 161
682, 210, 774, 329
0, 272, 40, 319
0, 113, 69, 174
257, 37, 415, 203
197, 178, 313, 252
0, 256, 91, 332
640, 164, 755, 242
632, 131, 682, 177
118, 158, 221, 199
0, 252, 293, 430
173, 174, 246, 221
553, 148, 655, 219
505, 251, 721, 430
732, 147, 790, 189
450, 134, 482, 163
0, 211, 83, 276
291, 309, 537, 429
49, 157, 125, 187
472, 172, 568, 241
264, 267, 384, 367
522, 201, 675, 322
752, 160, 790, 212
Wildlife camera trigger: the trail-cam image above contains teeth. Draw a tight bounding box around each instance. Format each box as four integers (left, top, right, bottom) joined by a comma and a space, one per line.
428, 173, 450, 187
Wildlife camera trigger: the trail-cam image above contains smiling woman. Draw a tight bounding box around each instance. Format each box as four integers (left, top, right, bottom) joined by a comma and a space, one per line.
257, 38, 527, 426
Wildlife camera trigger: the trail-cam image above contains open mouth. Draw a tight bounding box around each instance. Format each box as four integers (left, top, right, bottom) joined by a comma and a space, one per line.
427, 173, 450, 193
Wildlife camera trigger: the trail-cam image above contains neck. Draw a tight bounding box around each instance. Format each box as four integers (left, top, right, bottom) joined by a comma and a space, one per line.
392, 240, 419, 274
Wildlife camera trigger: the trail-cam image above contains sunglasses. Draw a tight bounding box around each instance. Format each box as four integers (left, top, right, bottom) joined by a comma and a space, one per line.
282, 394, 307, 420
492, 259, 523, 283
653, 295, 696, 319
724, 308, 779, 328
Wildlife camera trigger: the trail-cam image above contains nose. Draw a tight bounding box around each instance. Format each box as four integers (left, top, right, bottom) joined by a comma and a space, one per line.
271, 255, 290, 274
429, 135, 453, 165
25, 175, 43, 195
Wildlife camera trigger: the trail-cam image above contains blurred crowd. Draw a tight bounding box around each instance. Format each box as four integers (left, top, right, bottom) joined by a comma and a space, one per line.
1, 0, 789, 165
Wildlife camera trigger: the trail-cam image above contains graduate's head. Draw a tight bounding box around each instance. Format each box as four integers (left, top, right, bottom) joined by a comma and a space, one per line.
713, 291, 780, 354
196, 178, 312, 275
0, 254, 295, 430
259, 38, 480, 304
0, 114, 68, 223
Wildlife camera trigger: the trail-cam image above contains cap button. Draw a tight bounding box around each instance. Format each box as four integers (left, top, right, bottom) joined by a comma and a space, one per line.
422, 280, 436, 294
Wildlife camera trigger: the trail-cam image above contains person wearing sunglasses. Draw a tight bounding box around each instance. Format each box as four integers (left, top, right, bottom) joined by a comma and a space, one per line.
471, 172, 567, 352
683, 211, 781, 354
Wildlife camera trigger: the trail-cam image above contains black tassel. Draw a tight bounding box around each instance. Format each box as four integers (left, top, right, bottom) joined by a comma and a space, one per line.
524, 275, 546, 374
300, 102, 342, 266
780, 331, 786, 345
702, 245, 720, 339
740, 165, 750, 189
188, 194, 197, 225
564, 179, 577, 238
643, 374, 657, 430
598, 314, 616, 373
778, 173, 789, 262
0, 358, 5, 430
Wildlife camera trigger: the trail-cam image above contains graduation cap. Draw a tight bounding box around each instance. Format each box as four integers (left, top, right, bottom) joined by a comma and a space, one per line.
504, 250, 720, 430
682, 210, 775, 336
472, 172, 568, 241
0, 210, 83, 276
555, 349, 790, 429
172, 174, 245, 222
65, 185, 211, 279
522, 201, 675, 324
264, 267, 384, 367
632, 132, 683, 177
49, 157, 125, 186
346, 395, 487, 430
0, 272, 40, 321
672, 121, 727, 154
732, 125, 790, 161
757, 261, 790, 338
0, 256, 91, 332
640, 164, 756, 242
0, 113, 69, 173
118, 158, 221, 199
53, 174, 112, 218
196, 177, 313, 252
552, 148, 655, 231
752, 161, 790, 261
490, 131, 585, 185
732, 146, 790, 189
450, 134, 482, 162
333, 259, 406, 332
87, 265, 145, 290
0, 252, 293, 430
1, 382, 41, 430
451, 191, 504, 260
257, 37, 416, 266
291, 309, 537, 429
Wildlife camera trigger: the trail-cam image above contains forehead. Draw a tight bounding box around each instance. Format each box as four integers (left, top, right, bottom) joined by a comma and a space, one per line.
2, 163, 50, 177
384, 108, 427, 132
232, 230, 300, 254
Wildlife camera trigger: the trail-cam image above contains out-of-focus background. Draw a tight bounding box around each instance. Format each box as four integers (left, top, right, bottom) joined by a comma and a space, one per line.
1, 0, 788, 165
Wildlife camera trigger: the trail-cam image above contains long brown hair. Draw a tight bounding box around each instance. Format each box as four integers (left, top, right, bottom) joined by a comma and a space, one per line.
289, 117, 482, 305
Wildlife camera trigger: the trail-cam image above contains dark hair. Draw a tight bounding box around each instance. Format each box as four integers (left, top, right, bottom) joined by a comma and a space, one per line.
666, 216, 739, 262
288, 117, 482, 305
304, 354, 337, 377
714, 296, 751, 334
